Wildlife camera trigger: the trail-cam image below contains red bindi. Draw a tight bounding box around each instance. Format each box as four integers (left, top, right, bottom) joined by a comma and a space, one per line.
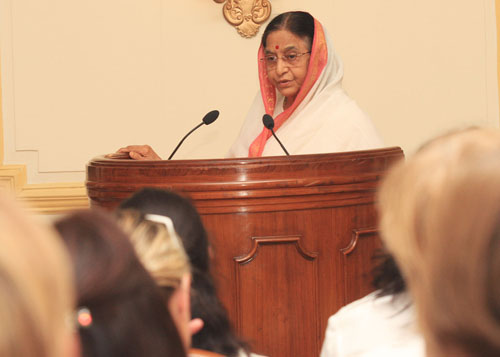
275, 45, 279, 50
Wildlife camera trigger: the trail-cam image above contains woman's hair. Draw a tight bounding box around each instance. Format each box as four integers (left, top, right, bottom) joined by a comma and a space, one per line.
378, 127, 500, 356
0, 194, 74, 357
371, 251, 406, 298
189, 270, 249, 356
119, 188, 210, 274
262, 11, 315, 50
118, 188, 250, 357
54, 209, 186, 357
116, 209, 190, 297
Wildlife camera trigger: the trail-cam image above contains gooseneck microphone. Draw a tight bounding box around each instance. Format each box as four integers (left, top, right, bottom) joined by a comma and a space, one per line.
262, 114, 290, 156
168, 110, 219, 160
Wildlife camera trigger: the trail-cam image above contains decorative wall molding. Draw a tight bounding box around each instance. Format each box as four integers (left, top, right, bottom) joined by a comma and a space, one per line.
18, 182, 88, 214
0, 165, 26, 192
214, 0, 272, 38
0, 60, 88, 214
0, 164, 88, 214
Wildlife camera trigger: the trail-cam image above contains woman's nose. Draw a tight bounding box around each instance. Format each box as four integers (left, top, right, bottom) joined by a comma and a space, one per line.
275, 58, 289, 75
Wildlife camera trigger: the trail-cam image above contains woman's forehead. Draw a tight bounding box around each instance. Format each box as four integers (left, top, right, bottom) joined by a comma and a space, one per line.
265, 29, 310, 51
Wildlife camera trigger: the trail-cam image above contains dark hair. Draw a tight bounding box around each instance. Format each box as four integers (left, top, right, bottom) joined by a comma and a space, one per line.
371, 251, 406, 298
262, 11, 315, 50
54, 209, 186, 357
190, 271, 250, 356
119, 188, 210, 273
118, 188, 250, 357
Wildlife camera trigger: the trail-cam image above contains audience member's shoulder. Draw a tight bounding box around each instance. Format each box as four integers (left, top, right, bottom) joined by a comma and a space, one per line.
328, 290, 385, 321
189, 348, 225, 357
357, 342, 425, 357
188, 348, 267, 357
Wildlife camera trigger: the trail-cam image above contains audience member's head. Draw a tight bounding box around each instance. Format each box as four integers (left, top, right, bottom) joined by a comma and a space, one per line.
119, 188, 210, 273
0, 193, 75, 357
54, 209, 186, 357
118, 188, 250, 357
116, 209, 192, 350
378, 128, 500, 356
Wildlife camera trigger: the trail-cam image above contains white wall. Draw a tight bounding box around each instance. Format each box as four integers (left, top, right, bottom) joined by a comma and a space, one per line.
1, 0, 498, 184
331, 0, 499, 154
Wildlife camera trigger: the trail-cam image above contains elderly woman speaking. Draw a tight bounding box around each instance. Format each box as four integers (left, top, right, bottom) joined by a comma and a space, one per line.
228, 11, 382, 157
119, 11, 382, 160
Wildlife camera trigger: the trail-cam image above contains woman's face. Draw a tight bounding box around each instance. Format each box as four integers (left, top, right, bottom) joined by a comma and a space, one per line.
264, 29, 311, 105
168, 274, 192, 352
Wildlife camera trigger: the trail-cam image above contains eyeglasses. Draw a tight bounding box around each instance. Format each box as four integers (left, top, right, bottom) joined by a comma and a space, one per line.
260, 51, 311, 69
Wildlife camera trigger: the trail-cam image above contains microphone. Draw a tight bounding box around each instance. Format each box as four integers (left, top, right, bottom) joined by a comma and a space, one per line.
262, 114, 290, 156
168, 110, 219, 160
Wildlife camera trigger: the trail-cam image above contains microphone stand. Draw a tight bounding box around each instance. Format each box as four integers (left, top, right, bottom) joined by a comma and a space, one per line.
168, 122, 203, 160
270, 130, 290, 156
262, 114, 290, 156
168, 110, 219, 160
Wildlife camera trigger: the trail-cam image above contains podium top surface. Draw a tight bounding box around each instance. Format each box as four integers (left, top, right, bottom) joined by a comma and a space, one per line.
86, 147, 404, 212
91, 147, 403, 167
87, 146, 403, 186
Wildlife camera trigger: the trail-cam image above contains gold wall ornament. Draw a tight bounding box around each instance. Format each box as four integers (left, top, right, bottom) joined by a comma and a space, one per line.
214, 0, 272, 38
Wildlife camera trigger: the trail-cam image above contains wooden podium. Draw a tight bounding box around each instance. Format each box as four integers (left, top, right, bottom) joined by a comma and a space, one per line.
86, 148, 404, 357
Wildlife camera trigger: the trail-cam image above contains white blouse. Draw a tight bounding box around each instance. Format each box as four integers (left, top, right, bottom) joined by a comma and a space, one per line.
320, 291, 425, 357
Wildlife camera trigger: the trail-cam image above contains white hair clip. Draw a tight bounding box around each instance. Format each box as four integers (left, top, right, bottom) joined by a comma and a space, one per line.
144, 213, 183, 249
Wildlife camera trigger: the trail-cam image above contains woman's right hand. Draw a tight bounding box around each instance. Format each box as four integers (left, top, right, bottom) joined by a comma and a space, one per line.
115, 145, 162, 160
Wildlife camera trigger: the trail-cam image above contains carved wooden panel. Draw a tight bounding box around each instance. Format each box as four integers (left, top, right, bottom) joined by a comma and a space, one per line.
201, 205, 380, 355
341, 228, 383, 304
234, 236, 319, 356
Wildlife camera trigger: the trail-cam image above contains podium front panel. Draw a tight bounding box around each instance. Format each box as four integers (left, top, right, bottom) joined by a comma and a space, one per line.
86, 148, 404, 357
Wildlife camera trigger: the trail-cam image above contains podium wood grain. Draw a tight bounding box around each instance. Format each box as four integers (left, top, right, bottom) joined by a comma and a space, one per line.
87, 148, 404, 357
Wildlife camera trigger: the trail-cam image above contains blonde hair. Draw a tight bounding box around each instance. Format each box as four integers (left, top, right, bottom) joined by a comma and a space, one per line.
117, 209, 190, 290
378, 128, 500, 355
0, 193, 74, 357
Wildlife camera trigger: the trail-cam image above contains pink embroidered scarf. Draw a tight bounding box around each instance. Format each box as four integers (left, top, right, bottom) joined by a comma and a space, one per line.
248, 18, 329, 157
